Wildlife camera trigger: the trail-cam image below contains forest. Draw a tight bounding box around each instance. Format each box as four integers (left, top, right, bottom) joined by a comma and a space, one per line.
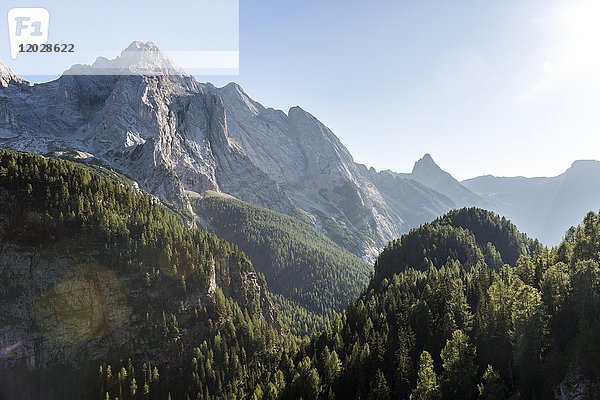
0, 150, 283, 399
194, 195, 370, 334
0, 150, 599, 399
258, 208, 600, 399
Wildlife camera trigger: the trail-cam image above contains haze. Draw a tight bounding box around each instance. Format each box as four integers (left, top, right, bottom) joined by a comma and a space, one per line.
208, 0, 600, 180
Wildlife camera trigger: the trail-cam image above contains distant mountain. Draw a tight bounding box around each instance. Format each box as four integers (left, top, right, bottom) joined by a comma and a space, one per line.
396, 153, 492, 209
359, 165, 457, 228
463, 160, 600, 245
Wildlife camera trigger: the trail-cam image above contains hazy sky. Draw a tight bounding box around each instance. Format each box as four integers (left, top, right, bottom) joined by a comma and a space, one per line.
206, 0, 600, 180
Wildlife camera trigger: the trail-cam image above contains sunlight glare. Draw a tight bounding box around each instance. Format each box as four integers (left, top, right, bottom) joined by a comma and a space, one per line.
556, 0, 600, 79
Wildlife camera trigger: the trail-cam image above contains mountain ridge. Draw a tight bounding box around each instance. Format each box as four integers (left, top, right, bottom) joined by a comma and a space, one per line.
0, 42, 598, 253
463, 158, 600, 244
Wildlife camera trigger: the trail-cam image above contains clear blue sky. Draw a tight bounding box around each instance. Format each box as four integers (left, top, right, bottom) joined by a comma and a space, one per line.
8, 0, 600, 180
206, 0, 600, 180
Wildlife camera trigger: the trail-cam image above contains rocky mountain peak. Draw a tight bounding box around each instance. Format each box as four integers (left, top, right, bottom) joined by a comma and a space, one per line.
124, 40, 162, 52
412, 153, 442, 175
64, 41, 189, 76
0, 60, 26, 88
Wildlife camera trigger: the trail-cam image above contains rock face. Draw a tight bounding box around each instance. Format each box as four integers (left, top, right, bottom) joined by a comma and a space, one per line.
0, 244, 132, 370
0, 240, 273, 374
0, 43, 416, 257
6, 41, 594, 255
0, 60, 27, 89
554, 363, 600, 400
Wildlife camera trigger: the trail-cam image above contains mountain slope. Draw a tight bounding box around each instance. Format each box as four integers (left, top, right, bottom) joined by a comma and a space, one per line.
463, 160, 600, 245
0, 149, 281, 399
0, 44, 483, 260
1, 43, 596, 256
358, 165, 457, 228
0, 48, 406, 258
374, 207, 536, 281
193, 193, 371, 318
260, 209, 600, 400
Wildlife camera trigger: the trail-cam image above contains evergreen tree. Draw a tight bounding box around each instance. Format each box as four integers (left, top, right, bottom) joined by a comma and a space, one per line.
368, 369, 390, 400
440, 330, 477, 399
477, 365, 508, 400
411, 351, 440, 400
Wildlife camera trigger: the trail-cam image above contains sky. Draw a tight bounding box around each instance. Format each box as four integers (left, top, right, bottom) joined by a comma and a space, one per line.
1, 0, 238, 75
207, 0, 600, 180
7, 0, 600, 180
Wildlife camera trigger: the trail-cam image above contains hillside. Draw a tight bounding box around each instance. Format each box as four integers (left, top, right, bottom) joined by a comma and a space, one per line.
2, 149, 600, 399
375, 208, 537, 281
0, 150, 283, 399
193, 194, 371, 324
255, 209, 600, 399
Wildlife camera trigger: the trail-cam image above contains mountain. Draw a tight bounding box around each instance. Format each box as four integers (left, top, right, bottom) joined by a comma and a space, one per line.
0, 60, 27, 89
0, 149, 282, 399
66, 41, 189, 76
260, 209, 600, 400
0, 42, 482, 260
374, 207, 537, 282
396, 153, 492, 209
358, 165, 458, 228
194, 194, 371, 320
0, 42, 597, 259
463, 160, 600, 245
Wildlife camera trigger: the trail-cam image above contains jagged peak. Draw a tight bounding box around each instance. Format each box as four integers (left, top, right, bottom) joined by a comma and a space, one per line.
124, 41, 162, 52
288, 105, 309, 116
0, 59, 26, 88
217, 82, 265, 115
63, 41, 189, 77
412, 153, 442, 174
221, 82, 250, 99
223, 81, 242, 91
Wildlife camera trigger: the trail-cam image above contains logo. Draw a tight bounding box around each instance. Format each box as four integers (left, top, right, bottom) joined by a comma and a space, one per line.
7, 8, 49, 59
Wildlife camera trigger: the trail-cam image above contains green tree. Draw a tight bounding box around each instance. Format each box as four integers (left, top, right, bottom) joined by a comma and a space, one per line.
322, 347, 342, 386
511, 284, 546, 395
411, 351, 440, 400
477, 365, 508, 400
368, 369, 390, 400
540, 262, 571, 315
440, 330, 477, 399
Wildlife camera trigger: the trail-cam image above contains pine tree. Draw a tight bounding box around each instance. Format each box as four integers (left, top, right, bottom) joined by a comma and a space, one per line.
440, 330, 477, 399
478, 365, 508, 400
368, 369, 390, 400
411, 351, 439, 400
